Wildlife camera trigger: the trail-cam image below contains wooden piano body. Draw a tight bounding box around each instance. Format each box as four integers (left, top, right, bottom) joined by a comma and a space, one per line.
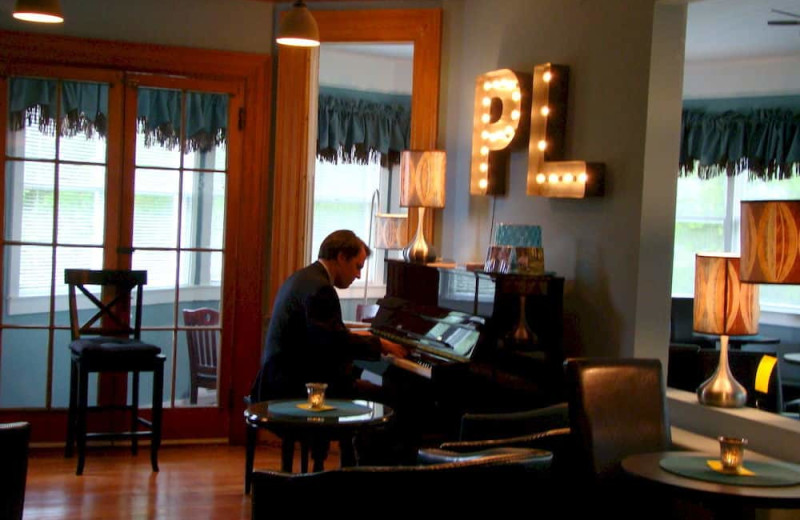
362, 260, 566, 439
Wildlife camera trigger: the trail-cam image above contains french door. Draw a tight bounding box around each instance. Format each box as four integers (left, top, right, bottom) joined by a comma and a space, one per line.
0, 63, 243, 439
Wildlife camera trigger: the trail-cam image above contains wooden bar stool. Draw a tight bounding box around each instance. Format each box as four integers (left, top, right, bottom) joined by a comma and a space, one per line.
64, 269, 165, 476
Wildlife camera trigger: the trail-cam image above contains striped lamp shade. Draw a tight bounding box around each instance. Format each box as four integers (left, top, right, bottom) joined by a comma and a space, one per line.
374, 213, 408, 249
741, 200, 800, 284
693, 253, 759, 336
399, 150, 446, 208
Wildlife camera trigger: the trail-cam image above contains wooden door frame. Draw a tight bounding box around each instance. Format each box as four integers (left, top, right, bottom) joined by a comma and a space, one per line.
269, 8, 442, 309
0, 30, 271, 443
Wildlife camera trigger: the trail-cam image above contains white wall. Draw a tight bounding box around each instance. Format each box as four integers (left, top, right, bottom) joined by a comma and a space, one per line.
320, 47, 413, 94
0, 0, 274, 53
440, 0, 675, 359
684, 55, 800, 99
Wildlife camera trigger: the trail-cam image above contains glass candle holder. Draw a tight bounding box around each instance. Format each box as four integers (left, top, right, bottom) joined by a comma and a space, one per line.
305, 382, 328, 409
718, 436, 747, 472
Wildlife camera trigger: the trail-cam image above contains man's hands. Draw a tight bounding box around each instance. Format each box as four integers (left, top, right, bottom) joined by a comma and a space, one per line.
351, 328, 410, 358
378, 337, 410, 359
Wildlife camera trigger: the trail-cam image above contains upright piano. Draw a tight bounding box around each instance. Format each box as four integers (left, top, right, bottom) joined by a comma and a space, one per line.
363, 260, 566, 438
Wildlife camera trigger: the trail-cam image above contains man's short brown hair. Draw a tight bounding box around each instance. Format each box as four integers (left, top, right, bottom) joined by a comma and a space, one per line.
318, 229, 371, 260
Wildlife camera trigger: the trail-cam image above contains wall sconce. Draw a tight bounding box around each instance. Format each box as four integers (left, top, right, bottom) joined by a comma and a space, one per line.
693, 253, 759, 408
400, 150, 446, 263
527, 63, 605, 198
470, 69, 531, 195
13, 0, 63, 23
276, 1, 320, 47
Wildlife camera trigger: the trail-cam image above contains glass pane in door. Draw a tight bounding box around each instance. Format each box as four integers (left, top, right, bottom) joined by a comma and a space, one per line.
2, 76, 110, 410
132, 87, 227, 408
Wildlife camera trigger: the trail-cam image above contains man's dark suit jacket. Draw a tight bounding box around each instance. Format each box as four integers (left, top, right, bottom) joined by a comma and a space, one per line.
251, 261, 381, 401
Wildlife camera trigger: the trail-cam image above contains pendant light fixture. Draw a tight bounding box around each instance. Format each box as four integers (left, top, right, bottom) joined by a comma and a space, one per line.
13, 0, 64, 24
276, 1, 320, 47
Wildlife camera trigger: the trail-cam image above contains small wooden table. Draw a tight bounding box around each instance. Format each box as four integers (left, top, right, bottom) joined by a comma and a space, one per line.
243, 398, 393, 493
622, 451, 800, 516
784, 353, 800, 366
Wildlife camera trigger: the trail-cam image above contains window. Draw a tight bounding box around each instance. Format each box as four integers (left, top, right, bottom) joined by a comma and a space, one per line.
5, 85, 226, 311
311, 157, 399, 296
2, 72, 235, 411
672, 171, 800, 313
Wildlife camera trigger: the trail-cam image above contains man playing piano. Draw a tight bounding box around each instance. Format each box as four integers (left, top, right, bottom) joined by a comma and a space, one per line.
251, 229, 408, 403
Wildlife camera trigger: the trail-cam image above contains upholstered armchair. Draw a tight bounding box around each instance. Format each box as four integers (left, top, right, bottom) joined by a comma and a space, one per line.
457, 401, 569, 441
250, 447, 553, 516
437, 358, 674, 515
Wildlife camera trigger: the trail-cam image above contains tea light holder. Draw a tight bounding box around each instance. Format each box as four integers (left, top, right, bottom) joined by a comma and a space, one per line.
719, 436, 747, 472
305, 382, 328, 409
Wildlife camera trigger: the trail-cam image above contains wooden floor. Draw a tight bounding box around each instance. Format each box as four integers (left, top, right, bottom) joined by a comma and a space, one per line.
24, 436, 338, 520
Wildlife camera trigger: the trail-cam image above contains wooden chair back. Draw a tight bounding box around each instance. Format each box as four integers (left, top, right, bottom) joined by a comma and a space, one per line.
183, 308, 219, 403
64, 269, 147, 340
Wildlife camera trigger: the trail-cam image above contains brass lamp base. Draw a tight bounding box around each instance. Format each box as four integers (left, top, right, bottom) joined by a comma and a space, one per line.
503, 294, 538, 349
696, 335, 747, 408
403, 207, 436, 263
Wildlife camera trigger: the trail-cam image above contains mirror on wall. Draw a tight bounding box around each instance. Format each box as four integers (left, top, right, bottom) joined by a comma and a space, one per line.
270, 8, 441, 311
311, 43, 413, 316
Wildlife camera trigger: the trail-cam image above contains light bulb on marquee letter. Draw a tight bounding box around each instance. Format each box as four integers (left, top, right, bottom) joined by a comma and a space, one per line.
527, 63, 605, 198
470, 69, 532, 195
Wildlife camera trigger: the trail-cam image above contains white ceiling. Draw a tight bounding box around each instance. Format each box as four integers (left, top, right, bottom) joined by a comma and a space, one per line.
323, 42, 414, 59
686, 0, 800, 62
324, 1, 800, 64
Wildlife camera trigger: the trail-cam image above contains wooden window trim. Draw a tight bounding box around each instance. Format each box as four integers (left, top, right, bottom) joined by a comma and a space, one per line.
0, 30, 271, 443
270, 8, 442, 308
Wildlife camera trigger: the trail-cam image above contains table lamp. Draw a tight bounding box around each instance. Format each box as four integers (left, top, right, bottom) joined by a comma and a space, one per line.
740, 200, 800, 284
374, 213, 408, 252
399, 150, 446, 263
361, 191, 408, 305
693, 253, 759, 408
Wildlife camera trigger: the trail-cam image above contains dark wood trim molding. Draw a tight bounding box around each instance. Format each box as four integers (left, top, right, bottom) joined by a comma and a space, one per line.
270, 8, 442, 309
0, 30, 271, 444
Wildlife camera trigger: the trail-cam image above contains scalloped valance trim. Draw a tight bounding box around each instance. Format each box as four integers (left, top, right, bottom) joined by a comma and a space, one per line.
679, 105, 800, 181
9, 78, 228, 153
317, 86, 411, 167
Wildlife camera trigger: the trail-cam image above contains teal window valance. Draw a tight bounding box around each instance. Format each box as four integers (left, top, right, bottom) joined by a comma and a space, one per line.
9, 78, 228, 153
137, 88, 228, 152
9, 77, 108, 138
317, 86, 411, 166
680, 98, 800, 180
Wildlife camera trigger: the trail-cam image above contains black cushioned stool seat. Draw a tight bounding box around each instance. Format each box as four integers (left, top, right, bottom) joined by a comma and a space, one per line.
64, 269, 165, 476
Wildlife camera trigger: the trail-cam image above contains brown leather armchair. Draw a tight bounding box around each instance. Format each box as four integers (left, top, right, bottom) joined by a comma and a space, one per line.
250, 447, 553, 516
565, 357, 672, 483
439, 358, 673, 515
0, 422, 31, 520
457, 401, 569, 441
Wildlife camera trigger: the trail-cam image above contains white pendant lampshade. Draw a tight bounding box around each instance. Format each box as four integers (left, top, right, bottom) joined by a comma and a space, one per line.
13, 0, 63, 23
276, 1, 320, 48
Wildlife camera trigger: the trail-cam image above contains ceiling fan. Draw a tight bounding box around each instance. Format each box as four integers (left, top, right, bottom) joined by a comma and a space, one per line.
768, 8, 800, 25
